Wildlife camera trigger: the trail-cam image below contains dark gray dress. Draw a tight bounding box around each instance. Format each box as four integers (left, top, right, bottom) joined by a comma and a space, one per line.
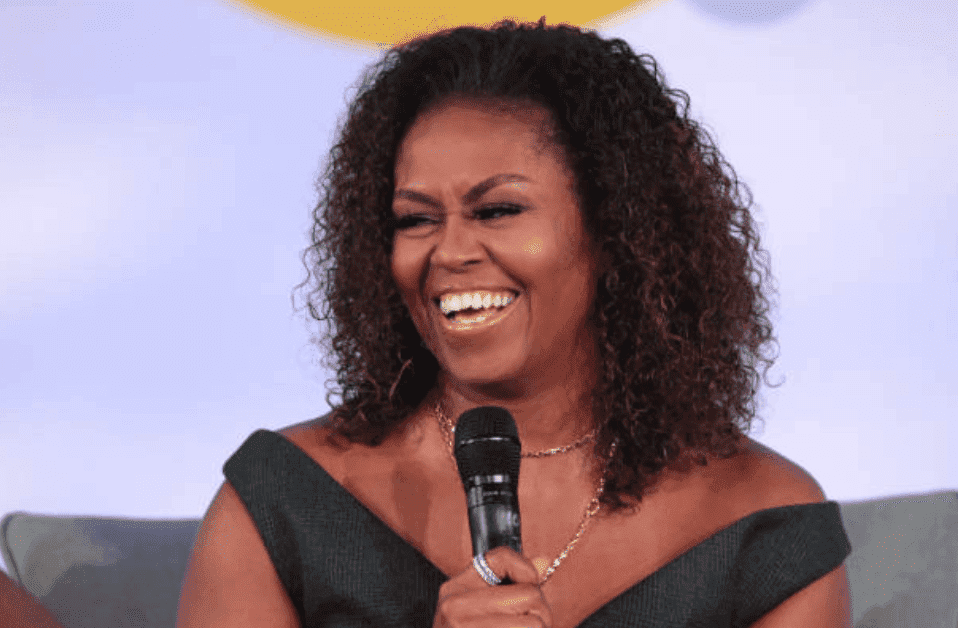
224, 428, 851, 627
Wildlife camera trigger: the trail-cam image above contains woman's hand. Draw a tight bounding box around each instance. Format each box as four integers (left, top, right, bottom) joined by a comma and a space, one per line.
433, 547, 553, 627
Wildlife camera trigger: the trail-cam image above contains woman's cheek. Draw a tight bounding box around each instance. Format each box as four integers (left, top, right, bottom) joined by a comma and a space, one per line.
391, 247, 415, 287
520, 235, 544, 257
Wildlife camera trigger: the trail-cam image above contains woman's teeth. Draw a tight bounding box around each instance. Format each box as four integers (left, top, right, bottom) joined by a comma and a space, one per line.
439, 292, 515, 317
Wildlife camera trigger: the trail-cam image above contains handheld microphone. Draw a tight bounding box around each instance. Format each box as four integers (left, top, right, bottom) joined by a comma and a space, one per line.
453, 406, 522, 586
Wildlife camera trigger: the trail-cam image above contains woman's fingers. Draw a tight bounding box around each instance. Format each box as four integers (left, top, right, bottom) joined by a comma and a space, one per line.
480, 546, 542, 586
433, 547, 554, 627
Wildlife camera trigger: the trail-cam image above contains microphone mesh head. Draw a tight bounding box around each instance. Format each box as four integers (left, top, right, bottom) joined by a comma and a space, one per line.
453, 406, 521, 482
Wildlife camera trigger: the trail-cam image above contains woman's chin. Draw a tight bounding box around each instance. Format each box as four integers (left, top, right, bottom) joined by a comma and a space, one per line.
438, 363, 532, 399
446, 367, 513, 387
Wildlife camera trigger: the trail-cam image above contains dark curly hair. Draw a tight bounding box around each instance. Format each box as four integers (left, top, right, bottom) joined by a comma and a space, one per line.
293, 17, 781, 515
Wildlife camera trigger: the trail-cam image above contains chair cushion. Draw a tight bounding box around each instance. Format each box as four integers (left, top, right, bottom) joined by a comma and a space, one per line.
1, 511, 200, 628
838, 489, 958, 628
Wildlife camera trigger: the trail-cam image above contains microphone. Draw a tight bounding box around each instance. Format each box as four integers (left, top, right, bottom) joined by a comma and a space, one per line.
453, 406, 522, 586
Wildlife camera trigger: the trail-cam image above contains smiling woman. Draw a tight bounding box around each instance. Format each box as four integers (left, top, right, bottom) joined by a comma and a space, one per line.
176, 17, 852, 628
389, 99, 607, 407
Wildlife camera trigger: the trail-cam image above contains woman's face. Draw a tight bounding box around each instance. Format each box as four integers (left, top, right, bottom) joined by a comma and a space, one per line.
390, 98, 605, 397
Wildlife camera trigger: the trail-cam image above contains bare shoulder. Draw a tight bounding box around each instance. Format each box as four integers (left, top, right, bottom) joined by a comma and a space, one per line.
178, 414, 418, 628
277, 413, 338, 443
657, 436, 829, 546
737, 437, 828, 507
176, 480, 300, 628
736, 438, 852, 626
276, 410, 426, 478
276, 415, 353, 479
660, 438, 849, 628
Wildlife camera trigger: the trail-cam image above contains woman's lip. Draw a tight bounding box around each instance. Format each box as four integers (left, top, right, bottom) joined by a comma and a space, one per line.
434, 293, 520, 334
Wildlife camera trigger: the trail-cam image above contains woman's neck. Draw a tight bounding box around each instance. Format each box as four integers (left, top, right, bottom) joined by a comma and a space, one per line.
430, 373, 600, 456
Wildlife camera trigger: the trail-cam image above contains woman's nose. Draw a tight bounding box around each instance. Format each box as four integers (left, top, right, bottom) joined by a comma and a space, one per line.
431, 214, 483, 268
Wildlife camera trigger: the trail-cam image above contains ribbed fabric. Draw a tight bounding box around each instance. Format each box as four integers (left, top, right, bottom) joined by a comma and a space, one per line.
224, 429, 851, 627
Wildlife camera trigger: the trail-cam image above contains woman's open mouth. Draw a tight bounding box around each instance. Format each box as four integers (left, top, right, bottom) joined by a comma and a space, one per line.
433, 292, 520, 334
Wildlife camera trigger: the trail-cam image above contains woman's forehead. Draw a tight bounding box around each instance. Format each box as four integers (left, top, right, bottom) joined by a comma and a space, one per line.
396, 102, 568, 177
394, 137, 567, 199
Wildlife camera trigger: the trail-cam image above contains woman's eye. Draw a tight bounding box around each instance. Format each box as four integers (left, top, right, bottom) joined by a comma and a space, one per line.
391, 204, 523, 231
476, 204, 523, 220
392, 215, 432, 230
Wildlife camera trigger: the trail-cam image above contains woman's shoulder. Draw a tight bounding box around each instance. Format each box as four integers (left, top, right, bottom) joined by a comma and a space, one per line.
273, 411, 427, 502
606, 436, 829, 583
630, 435, 829, 554
742, 437, 827, 503
606, 435, 828, 551
275, 414, 353, 480
276, 411, 336, 439
700, 436, 829, 520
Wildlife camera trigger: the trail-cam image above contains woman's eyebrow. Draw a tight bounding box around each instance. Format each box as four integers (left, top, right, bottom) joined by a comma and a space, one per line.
393, 173, 530, 208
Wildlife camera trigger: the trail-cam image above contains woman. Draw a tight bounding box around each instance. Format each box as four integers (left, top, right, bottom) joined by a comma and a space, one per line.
177, 18, 852, 628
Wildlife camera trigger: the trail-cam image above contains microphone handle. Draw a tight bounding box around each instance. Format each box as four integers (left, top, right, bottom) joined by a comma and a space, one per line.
466, 479, 522, 586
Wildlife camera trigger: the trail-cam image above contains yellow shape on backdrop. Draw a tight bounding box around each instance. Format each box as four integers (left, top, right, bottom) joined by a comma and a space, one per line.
229, 0, 665, 49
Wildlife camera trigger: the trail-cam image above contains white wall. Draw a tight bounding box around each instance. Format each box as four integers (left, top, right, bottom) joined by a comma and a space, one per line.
1, 0, 955, 574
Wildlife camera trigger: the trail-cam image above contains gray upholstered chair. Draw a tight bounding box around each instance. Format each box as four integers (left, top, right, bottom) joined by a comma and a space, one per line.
2, 489, 956, 628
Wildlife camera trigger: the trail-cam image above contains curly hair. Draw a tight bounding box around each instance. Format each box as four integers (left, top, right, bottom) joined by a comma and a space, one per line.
292, 17, 781, 515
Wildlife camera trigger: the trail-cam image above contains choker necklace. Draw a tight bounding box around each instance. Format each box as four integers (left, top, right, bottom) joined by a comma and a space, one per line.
432, 400, 600, 458
432, 399, 615, 585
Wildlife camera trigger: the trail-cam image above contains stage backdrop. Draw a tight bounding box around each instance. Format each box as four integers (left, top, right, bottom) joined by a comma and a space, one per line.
1, 0, 955, 574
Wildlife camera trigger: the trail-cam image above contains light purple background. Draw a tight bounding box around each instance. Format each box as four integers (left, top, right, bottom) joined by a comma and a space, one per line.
1, 0, 955, 574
